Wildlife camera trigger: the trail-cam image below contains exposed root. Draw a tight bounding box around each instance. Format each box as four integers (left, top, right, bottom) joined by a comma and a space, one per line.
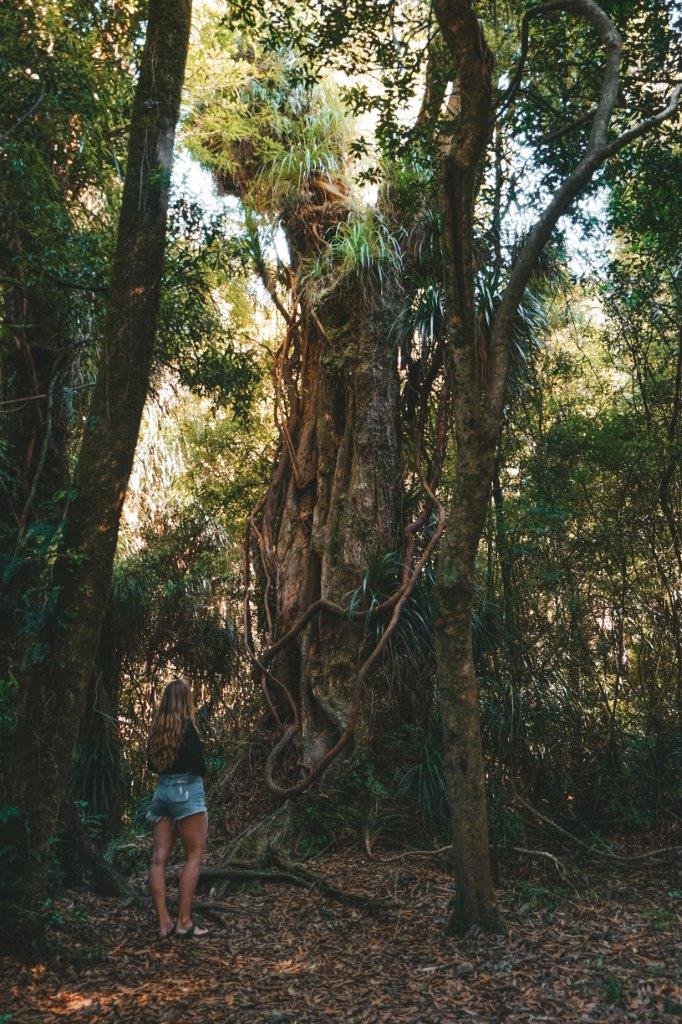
181, 900, 233, 929
194, 849, 394, 916
59, 796, 129, 898
512, 846, 579, 892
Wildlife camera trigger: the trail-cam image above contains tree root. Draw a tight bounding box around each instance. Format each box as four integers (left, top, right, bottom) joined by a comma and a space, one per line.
59, 796, 129, 898
512, 846, 579, 893
171, 847, 394, 916
180, 900, 233, 929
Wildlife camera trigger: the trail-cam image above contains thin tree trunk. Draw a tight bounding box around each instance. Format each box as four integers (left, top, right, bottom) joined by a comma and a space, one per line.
5, 0, 192, 924
491, 453, 527, 774
435, 444, 503, 935
430, 0, 675, 936
0, 279, 71, 680
430, 0, 500, 936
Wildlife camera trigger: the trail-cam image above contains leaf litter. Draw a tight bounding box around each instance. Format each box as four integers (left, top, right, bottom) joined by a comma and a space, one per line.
1, 849, 679, 1023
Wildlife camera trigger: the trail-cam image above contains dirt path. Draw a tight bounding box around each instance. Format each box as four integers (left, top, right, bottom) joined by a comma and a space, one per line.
2, 853, 679, 1022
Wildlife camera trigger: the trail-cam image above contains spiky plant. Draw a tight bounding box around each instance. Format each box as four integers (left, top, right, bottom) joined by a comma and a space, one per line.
393, 725, 450, 836
184, 16, 353, 216
300, 209, 405, 302
349, 550, 434, 663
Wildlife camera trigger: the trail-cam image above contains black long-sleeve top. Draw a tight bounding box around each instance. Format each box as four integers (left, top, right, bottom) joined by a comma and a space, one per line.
155, 720, 206, 777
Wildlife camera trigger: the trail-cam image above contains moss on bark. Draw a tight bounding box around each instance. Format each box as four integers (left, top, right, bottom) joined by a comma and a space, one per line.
5, 0, 193, 934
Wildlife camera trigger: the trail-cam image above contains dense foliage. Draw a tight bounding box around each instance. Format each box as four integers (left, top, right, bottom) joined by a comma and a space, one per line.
0, 0, 679, 938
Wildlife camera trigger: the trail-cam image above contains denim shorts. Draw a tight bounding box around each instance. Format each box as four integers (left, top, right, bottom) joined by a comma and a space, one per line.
147, 772, 207, 824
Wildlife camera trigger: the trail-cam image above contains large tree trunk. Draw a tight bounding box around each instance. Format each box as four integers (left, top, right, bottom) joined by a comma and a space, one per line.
4, 0, 192, 925
229, 167, 404, 775
260, 237, 403, 770
302, 276, 402, 763
204, 70, 408, 785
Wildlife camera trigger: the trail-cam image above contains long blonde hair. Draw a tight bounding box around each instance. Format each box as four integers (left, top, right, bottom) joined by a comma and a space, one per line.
148, 677, 198, 772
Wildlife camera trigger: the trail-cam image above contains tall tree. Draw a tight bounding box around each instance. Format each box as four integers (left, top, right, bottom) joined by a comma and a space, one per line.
4, 0, 193, 928
432, 0, 680, 934
186, 38, 439, 790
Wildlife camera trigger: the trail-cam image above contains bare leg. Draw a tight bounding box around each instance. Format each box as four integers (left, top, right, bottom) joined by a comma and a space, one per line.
149, 817, 176, 937
176, 811, 208, 935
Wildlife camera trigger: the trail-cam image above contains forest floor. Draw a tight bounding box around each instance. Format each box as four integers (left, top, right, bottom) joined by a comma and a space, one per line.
1, 844, 680, 1023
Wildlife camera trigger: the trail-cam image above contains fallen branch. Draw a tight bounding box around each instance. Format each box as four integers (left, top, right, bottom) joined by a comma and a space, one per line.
378, 845, 453, 862
271, 849, 395, 913
512, 846, 579, 892
517, 797, 682, 863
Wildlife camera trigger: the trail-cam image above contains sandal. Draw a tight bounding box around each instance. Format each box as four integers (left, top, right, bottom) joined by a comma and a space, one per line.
176, 923, 209, 939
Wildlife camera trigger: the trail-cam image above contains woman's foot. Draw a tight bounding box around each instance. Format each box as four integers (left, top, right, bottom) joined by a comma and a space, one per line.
159, 918, 175, 939
176, 919, 208, 938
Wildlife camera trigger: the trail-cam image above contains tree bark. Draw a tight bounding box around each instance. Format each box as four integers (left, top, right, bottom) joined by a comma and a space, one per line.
431, 0, 501, 935
223, 160, 404, 771
302, 275, 402, 762
0, 281, 70, 525
260, 228, 403, 768
71, 633, 125, 841
0, 278, 71, 680
435, 441, 503, 935
5, 0, 192, 922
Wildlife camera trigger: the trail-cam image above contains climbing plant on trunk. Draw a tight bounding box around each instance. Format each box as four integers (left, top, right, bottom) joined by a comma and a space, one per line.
186, 43, 444, 792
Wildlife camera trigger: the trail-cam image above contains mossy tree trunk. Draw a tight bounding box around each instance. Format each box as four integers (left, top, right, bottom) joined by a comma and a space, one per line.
205, 76, 409, 783
209, 130, 406, 770
259, 204, 403, 768
4, 0, 192, 922
303, 282, 402, 762
435, 440, 501, 934
430, 0, 502, 937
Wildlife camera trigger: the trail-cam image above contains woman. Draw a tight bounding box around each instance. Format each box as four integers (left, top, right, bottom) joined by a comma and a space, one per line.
147, 676, 209, 938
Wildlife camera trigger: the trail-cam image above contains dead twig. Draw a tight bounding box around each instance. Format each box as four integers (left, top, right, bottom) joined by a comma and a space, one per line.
512, 846, 579, 892
517, 796, 682, 863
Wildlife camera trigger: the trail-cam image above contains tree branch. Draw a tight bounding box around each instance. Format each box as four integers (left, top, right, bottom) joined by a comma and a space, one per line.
499, 0, 623, 149
486, 1, 680, 435
433, 0, 494, 169
415, 30, 450, 134
433, 0, 495, 419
